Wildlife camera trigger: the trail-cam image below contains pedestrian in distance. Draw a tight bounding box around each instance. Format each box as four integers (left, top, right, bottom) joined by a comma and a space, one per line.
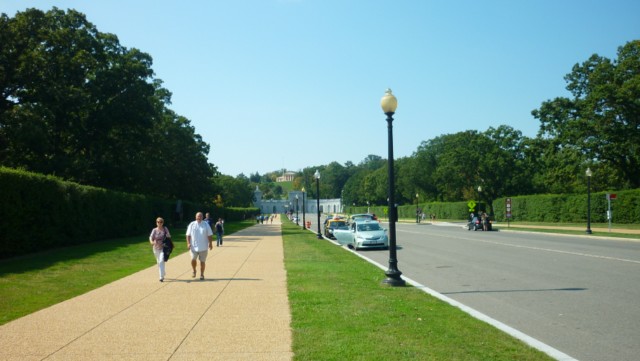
204, 212, 213, 228
186, 212, 213, 280
149, 217, 171, 282
215, 218, 224, 246
482, 212, 489, 231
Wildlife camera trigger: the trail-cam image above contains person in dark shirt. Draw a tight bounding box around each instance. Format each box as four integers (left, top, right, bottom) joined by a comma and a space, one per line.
215, 218, 224, 246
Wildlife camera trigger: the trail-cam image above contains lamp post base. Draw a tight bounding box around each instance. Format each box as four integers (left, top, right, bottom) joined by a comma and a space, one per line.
317, 233, 323, 239
585, 229, 593, 234
382, 269, 406, 287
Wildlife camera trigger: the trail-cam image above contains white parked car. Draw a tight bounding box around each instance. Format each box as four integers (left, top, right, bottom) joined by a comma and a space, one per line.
332, 220, 389, 250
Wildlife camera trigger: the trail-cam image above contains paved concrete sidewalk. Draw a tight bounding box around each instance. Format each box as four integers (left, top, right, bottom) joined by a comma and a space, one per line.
0, 222, 292, 361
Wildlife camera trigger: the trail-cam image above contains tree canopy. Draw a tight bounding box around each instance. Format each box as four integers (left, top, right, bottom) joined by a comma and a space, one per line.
2, 8, 637, 211
281, 41, 640, 212
0, 8, 216, 201
532, 40, 640, 190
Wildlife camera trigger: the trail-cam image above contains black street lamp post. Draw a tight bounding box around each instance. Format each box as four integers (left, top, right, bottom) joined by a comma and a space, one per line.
381, 89, 405, 287
295, 194, 299, 226
586, 168, 593, 234
415, 193, 420, 224
315, 170, 322, 239
302, 187, 306, 229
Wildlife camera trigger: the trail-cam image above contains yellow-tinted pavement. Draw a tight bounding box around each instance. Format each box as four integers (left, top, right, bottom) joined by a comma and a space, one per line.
0, 222, 292, 361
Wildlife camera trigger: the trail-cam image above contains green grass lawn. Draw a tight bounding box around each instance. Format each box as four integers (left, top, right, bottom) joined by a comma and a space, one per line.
2, 218, 555, 360
282, 221, 553, 360
0, 220, 254, 325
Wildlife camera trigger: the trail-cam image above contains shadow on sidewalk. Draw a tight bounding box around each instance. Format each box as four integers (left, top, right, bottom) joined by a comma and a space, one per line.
163, 277, 262, 283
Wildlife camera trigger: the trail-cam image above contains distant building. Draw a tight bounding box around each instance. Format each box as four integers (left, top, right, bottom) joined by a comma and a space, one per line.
276, 171, 296, 182
253, 187, 342, 215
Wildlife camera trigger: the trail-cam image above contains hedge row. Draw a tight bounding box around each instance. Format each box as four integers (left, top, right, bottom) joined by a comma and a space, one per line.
351, 189, 640, 224
490, 191, 640, 223
0, 167, 258, 259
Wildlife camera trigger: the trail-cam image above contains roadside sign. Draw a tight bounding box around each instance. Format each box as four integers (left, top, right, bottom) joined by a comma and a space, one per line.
606, 194, 616, 232
506, 197, 512, 219
467, 200, 476, 212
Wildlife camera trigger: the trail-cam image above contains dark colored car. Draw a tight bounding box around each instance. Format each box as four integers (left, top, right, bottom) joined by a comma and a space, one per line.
467, 216, 493, 231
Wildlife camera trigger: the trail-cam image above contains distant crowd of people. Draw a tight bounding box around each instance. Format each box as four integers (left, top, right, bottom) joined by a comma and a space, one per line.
256, 214, 276, 224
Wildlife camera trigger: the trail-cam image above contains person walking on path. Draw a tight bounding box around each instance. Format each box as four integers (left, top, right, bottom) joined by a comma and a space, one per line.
186, 212, 213, 280
204, 212, 213, 228
149, 217, 171, 282
215, 218, 224, 246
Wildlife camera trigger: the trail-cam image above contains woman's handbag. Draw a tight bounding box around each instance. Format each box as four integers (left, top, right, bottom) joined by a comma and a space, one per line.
162, 228, 174, 262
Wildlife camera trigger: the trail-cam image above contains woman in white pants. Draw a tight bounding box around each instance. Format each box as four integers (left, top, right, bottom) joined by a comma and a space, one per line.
149, 217, 171, 282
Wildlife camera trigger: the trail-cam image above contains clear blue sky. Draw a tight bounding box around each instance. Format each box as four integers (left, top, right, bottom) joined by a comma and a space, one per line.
3, 1, 639, 177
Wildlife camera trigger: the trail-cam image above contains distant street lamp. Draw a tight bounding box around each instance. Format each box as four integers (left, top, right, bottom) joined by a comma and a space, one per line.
586, 168, 593, 234
415, 193, 420, 224
380, 89, 405, 287
302, 187, 306, 229
315, 170, 322, 239
295, 194, 299, 225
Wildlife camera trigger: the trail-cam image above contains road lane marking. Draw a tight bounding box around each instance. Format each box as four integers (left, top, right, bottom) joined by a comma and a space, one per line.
398, 229, 640, 265
345, 245, 579, 361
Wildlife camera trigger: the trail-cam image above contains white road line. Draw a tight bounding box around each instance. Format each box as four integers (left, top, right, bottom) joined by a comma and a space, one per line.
398, 228, 640, 264
472, 238, 640, 264
346, 247, 579, 361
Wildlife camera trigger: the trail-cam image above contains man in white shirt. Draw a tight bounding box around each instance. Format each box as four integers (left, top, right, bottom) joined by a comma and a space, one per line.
186, 212, 213, 280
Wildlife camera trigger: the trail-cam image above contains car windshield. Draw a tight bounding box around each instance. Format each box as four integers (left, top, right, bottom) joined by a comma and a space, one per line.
330, 221, 346, 228
357, 223, 381, 232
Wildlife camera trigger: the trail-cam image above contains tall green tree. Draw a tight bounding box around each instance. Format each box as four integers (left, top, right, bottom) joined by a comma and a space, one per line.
532, 40, 640, 190
216, 174, 254, 207
0, 8, 217, 201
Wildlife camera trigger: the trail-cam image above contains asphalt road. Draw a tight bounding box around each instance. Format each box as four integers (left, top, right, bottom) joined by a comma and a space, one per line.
349, 221, 640, 361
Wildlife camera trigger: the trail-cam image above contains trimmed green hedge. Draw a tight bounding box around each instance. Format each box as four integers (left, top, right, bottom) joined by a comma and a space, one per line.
491, 190, 640, 223
350, 190, 640, 224
0, 167, 169, 258
0, 167, 258, 259
352, 201, 474, 222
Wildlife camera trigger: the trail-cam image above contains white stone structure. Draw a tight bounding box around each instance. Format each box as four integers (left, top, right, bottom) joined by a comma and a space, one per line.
253, 187, 343, 215
276, 171, 296, 182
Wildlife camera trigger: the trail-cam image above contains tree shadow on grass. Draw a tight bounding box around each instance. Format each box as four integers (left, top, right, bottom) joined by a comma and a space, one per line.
0, 234, 165, 276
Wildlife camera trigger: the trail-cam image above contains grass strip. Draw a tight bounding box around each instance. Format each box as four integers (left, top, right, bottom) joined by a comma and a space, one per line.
282, 220, 554, 361
0, 220, 254, 325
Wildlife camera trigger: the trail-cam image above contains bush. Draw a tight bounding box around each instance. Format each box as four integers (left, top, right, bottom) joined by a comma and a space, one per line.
352, 190, 640, 224
0, 167, 173, 259
491, 190, 640, 223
